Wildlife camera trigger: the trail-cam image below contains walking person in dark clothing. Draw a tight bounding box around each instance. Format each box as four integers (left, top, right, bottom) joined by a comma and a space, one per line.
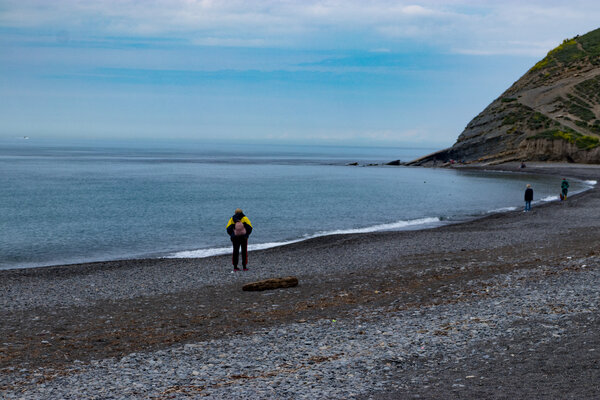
226, 208, 253, 271
561, 178, 570, 200
524, 184, 533, 212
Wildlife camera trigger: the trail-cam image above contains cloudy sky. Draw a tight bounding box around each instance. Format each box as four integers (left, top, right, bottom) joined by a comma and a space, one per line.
1, 1, 599, 147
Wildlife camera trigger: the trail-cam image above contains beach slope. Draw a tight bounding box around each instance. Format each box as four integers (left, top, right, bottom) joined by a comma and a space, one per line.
1, 163, 599, 399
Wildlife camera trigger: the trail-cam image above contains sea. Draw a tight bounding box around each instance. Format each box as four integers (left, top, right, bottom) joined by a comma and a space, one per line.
0, 138, 594, 270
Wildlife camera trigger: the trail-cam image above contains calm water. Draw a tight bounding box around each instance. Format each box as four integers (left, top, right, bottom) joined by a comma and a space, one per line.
0, 139, 591, 269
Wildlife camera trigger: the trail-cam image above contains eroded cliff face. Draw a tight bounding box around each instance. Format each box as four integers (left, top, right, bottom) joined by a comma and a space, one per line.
409, 27, 600, 165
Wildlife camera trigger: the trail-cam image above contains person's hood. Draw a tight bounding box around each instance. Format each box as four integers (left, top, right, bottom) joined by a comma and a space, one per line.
232, 212, 245, 222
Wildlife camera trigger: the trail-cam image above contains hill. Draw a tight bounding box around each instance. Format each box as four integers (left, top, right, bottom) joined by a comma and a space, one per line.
409, 27, 600, 165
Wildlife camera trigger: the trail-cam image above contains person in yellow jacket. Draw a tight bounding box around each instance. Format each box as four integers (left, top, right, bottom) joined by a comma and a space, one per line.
226, 208, 253, 271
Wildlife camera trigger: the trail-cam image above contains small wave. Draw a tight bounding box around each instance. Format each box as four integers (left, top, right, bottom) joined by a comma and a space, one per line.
540, 195, 559, 202
487, 206, 518, 213
169, 247, 231, 258
311, 217, 441, 236
584, 180, 597, 186
167, 217, 441, 259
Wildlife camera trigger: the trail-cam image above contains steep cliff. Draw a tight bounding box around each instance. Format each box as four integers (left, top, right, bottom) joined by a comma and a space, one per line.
410, 27, 600, 165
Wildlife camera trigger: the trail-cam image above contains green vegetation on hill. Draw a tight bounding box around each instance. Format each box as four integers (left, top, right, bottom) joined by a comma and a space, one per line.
530, 27, 600, 73
578, 28, 600, 60
575, 119, 600, 135
502, 99, 600, 150
448, 27, 600, 164
565, 94, 596, 121
528, 128, 600, 150
575, 75, 600, 104
501, 103, 557, 131
552, 89, 598, 130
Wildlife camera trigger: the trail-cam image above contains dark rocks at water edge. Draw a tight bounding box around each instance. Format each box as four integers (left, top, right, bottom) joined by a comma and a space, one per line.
346, 160, 404, 166
346, 162, 389, 166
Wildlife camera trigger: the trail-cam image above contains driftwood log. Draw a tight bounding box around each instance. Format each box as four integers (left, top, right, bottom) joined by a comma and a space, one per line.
242, 276, 299, 291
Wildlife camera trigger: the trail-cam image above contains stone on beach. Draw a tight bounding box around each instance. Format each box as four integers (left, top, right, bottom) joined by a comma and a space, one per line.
242, 276, 299, 291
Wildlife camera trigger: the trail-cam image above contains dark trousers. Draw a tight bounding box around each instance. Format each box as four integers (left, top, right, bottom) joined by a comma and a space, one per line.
232, 236, 248, 267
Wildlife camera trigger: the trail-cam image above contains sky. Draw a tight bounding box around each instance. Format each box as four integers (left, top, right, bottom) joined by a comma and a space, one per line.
1, 1, 600, 148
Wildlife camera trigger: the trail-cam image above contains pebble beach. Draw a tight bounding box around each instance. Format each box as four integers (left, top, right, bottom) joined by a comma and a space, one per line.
1, 163, 599, 399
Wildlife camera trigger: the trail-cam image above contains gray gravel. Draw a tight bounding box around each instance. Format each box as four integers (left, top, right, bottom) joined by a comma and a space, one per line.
2, 163, 600, 399
2, 255, 598, 399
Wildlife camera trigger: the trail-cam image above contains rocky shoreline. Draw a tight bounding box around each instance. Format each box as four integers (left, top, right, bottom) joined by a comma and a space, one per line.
1, 162, 599, 399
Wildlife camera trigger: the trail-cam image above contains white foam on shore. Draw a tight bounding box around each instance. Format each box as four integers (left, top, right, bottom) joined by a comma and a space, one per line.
487, 206, 518, 213
585, 180, 597, 186
313, 216, 441, 236
540, 195, 560, 202
167, 217, 441, 259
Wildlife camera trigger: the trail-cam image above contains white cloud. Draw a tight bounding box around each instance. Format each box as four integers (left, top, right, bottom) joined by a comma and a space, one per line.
400, 5, 438, 16
1, 1, 599, 55
452, 40, 560, 57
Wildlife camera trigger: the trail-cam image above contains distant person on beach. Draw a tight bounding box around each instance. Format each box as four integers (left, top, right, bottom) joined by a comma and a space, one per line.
561, 178, 570, 200
226, 208, 253, 272
520, 161, 526, 169
524, 184, 533, 212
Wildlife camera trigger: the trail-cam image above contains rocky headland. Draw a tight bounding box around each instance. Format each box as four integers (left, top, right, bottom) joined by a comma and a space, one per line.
409, 27, 600, 166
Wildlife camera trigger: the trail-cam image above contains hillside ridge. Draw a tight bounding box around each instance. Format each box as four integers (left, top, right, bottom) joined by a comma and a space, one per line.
409, 27, 600, 165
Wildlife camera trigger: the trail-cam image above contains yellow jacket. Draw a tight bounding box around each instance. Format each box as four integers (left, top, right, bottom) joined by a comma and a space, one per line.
226, 214, 253, 237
